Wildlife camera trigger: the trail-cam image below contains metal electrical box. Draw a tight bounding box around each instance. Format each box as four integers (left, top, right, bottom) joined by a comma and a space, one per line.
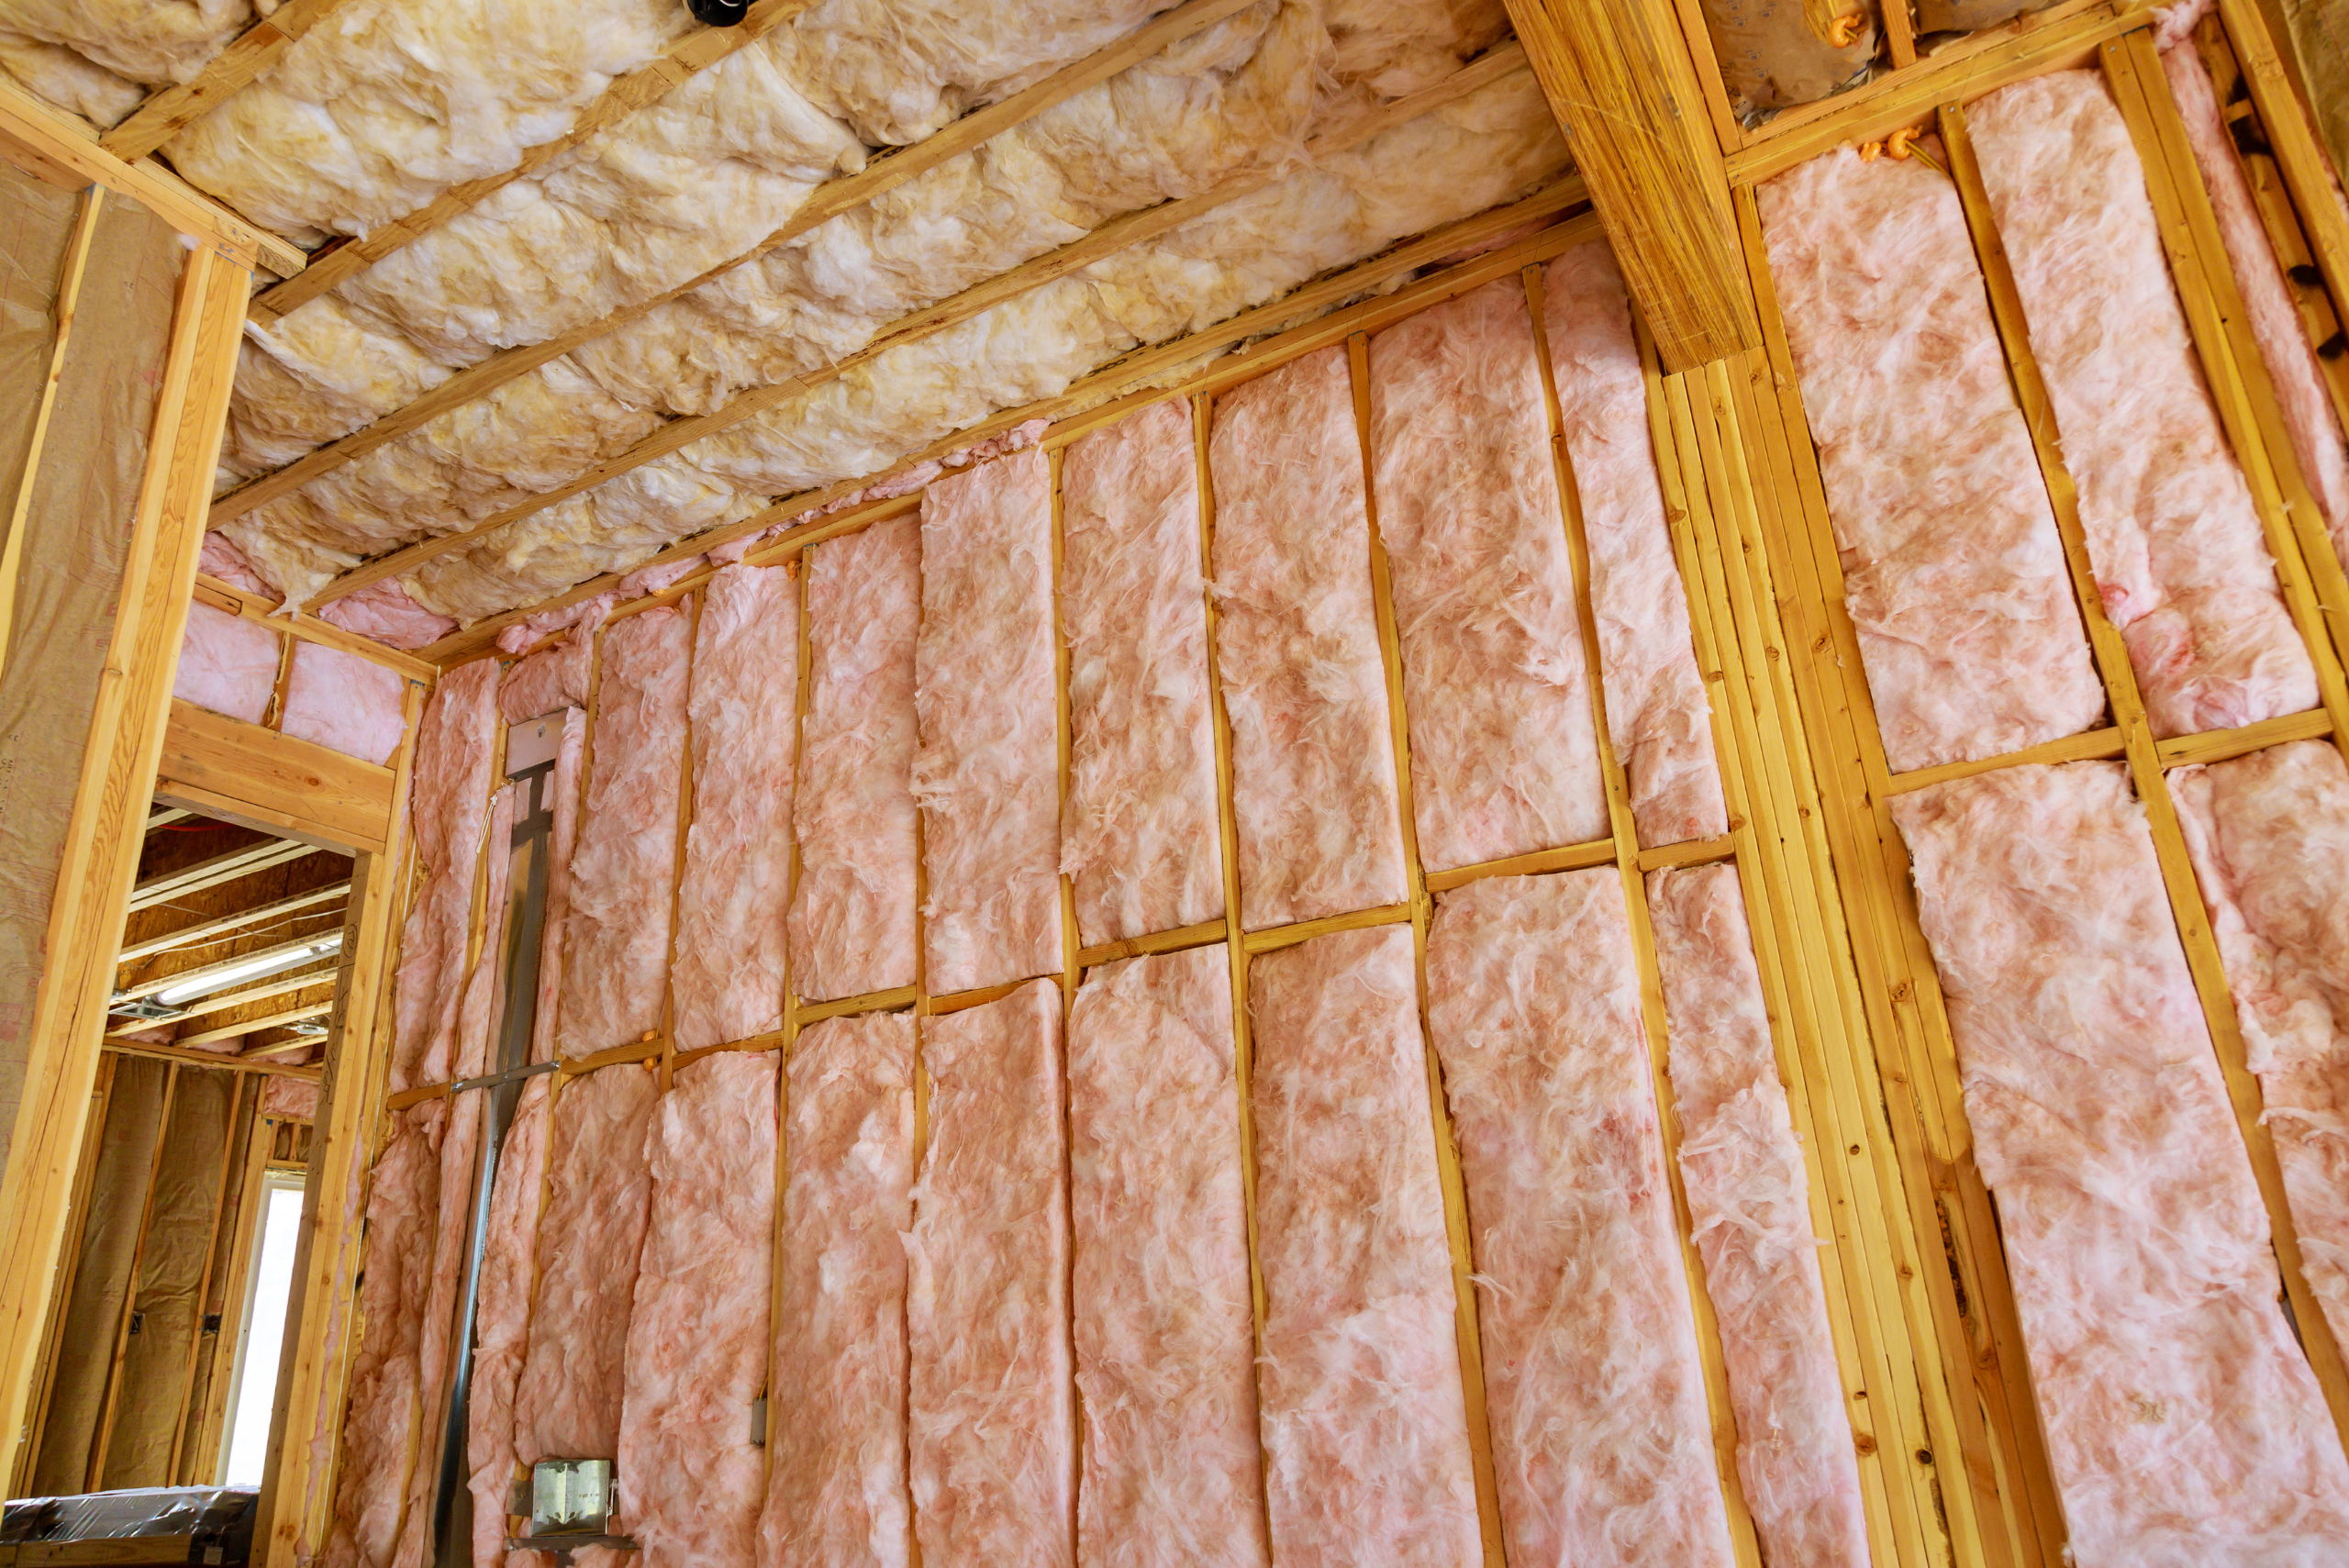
529, 1460, 615, 1537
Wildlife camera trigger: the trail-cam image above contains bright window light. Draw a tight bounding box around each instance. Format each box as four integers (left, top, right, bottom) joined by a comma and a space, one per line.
222, 1177, 306, 1485
155, 933, 342, 1008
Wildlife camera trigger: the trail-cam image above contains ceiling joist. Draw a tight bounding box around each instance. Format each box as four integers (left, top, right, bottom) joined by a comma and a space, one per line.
244, 0, 823, 320
98, 0, 369, 163
212, 0, 1264, 526
126, 839, 317, 914
116, 878, 350, 966
308, 43, 1532, 607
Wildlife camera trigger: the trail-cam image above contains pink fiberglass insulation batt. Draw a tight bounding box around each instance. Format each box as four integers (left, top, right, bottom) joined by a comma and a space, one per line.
671, 563, 796, 1051
1247, 926, 1481, 1568
789, 517, 919, 1003
1541, 244, 1729, 846
915, 450, 1063, 995
395, 1091, 485, 1568
1423, 872, 1736, 1568
173, 601, 279, 724
497, 633, 592, 725
260, 1074, 319, 1119
1067, 950, 1267, 1568
1890, 762, 2349, 1562
1209, 348, 1408, 929
1970, 72, 2318, 740
392, 660, 499, 1091
617, 1051, 777, 1568
529, 708, 585, 1065
324, 1104, 444, 1568
2164, 42, 2349, 548
451, 786, 516, 1081
2173, 740, 2349, 1351
512, 1063, 660, 1466
1059, 399, 1224, 948
907, 980, 1074, 1568
761, 1013, 915, 1568
282, 640, 408, 765
466, 1075, 550, 1568
1647, 864, 1868, 1568
559, 606, 689, 1056
1755, 144, 2106, 773
1367, 278, 1609, 870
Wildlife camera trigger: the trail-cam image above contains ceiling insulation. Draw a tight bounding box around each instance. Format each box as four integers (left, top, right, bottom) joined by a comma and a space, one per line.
6, 0, 1546, 637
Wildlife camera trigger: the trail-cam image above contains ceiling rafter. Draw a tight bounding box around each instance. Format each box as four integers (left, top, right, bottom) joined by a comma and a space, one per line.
97, 0, 371, 163
243, 0, 823, 319
209, 0, 1264, 526
306, 43, 1533, 608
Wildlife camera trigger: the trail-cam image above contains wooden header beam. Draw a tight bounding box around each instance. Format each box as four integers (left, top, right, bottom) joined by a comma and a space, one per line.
1501, 0, 1758, 369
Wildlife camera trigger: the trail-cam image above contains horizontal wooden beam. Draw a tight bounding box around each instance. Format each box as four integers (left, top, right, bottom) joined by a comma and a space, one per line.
423, 183, 1600, 660
143, 807, 192, 834
301, 47, 1531, 606
794, 984, 918, 1026
1503, 0, 1757, 368
97, 1039, 322, 1082
116, 880, 350, 966
190, 575, 437, 684
1075, 918, 1228, 969
177, 1000, 334, 1050
154, 699, 396, 855
99, 0, 366, 162
1634, 829, 1740, 871
0, 76, 304, 274
1421, 835, 1615, 893
246, 0, 821, 321
2155, 706, 2334, 769
216, 0, 1264, 524
1884, 726, 2131, 796
109, 965, 340, 1031
1241, 903, 1412, 954
128, 836, 316, 913
1725, 0, 2152, 185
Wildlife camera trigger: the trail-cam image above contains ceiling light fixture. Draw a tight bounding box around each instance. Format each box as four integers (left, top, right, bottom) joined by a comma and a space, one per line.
152, 932, 345, 1009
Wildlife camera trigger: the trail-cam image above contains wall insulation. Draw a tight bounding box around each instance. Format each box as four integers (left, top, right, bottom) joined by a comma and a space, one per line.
463, 1074, 549, 1568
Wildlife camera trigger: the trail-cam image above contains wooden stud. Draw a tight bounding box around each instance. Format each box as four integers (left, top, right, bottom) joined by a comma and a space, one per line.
14, 1056, 116, 1497
1502, 0, 1760, 367
2212, 0, 2349, 309
1346, 331, 1510, 1567
1662, 0, 1748, 150
101, 1038, 325, 1080
1949, 86, 2349, 1468
164, 1073, 250, 1479
0, 242, 247, 1481
1521, 270, 1764, 1565
188, 1087, 282, 1481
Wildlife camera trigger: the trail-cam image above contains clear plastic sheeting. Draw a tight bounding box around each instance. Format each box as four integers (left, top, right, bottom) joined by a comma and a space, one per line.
0, 1486, 257, 1552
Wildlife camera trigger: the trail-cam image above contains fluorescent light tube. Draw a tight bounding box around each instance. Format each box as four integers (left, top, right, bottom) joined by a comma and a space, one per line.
154, 932, 343, 1007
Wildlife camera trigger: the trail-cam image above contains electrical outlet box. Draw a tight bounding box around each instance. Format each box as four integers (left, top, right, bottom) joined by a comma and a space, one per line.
529, 1459, 615, 1536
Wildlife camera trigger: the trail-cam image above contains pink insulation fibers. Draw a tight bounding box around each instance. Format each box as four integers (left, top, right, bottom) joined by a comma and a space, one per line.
323, 1103, 444, 1568
671, 564, 796, 1051
1208, 348, 1408, 929
761, 1013, 915, 1568
2163, 40, 2349, 550
558, 606, 688, 1057
1890, 762, 2349, 1562
391, 660, 500, 1091
915, 450, 1064, 995
282, 640, 407, 766
497, 592, 619, 657
466, 1074, 551, 1568
1755, 144, 2106, 773
260, 1074, 319, 1120
1423, 873, 1735, 1568
1542, 243, 1729, 845
395, 1090, 485, 1568
907, 980, 1074, 1568
618, 555, 708, 599
497, 634, 591, 724
319, 579, 458, 651
789, 517, 920, 1003
2173, 740, 2349, 1351
451, 787, 517, 1082
512, 1063, 660, 1467
1970, 72, 2318, 740
1647, 864, 1867, 1568
173, 600, 278, 725
1059, 399, 1224, 948
617, 1051, 777, 1568
1067, 949, 1266, 1568
1367, 277, 1608, 870
529, 708, 586, 1065
1247, 925, 1481, 1568
199, 530, 273, 595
